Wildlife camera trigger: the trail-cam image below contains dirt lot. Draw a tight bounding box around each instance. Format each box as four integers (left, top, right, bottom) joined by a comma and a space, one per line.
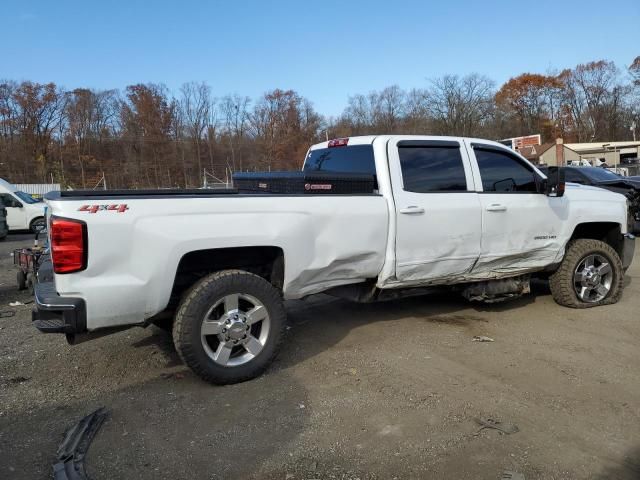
0, 233, 639, 479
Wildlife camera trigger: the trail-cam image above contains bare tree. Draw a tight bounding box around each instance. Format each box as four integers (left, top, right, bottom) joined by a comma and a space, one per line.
424, 74, 495, 137
220, 94, 251, 173
559, 61, 625, 141
180, 82, 213, 180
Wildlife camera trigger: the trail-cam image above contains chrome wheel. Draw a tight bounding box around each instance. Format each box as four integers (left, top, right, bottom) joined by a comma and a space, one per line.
200, 293, 270, 367
573, 254, 613, 303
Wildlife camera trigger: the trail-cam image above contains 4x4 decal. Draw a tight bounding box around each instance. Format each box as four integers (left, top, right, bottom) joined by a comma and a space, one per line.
78, 204, 129, 213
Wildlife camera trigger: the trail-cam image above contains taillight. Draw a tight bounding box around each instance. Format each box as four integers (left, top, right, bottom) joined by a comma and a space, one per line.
50, 216, 87, 274
328, 138, 349, 147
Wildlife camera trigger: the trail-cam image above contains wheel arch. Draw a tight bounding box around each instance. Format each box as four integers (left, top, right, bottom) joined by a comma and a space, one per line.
569, 222, 625, 260
168, 246, 285, 310
29, 215, 45, 227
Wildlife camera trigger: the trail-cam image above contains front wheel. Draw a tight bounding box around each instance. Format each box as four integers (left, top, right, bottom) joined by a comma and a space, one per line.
549, 239, 624, 308
172, 270, 286, 384
30, 217, 46, 233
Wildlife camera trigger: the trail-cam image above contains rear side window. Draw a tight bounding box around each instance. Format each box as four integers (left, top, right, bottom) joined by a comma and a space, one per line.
475, 148, 537, 192
304, 145, 376, 174
398, 146, 468, 193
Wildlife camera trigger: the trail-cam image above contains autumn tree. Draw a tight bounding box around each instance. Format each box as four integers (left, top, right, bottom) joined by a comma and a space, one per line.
11, 82, 67, 180
495, 73, 563, 139
120, 84, 177, 187
250, 89, 322, 170
1, 58, 639, 189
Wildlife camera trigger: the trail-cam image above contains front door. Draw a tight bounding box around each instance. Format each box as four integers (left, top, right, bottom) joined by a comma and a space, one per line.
389, 138, 482, 283
465, 141, 565, 274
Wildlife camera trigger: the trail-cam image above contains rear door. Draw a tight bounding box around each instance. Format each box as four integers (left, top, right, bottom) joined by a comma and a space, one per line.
388, 138, 482, 283
465, 141, 565, 273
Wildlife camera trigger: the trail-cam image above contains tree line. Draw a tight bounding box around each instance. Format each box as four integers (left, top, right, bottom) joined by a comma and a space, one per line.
1, 57, 638, 189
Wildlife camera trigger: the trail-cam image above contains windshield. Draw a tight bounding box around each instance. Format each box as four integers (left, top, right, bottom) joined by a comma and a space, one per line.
304, 145, 376, 174
580, 168, 621, 182
14, 191, 40, 204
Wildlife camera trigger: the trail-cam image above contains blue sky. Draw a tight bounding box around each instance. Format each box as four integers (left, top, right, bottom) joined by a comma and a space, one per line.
4, 0, 639, 116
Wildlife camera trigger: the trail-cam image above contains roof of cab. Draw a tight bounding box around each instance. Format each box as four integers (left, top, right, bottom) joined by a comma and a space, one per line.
310, 135, 515, 151
309, 135, 377, 150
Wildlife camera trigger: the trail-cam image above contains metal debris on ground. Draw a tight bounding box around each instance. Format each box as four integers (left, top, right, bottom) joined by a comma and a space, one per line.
502, 471, 525, 480
53, 407, 108, 480
472, 335, 494, 342
0, 310, 15, 318
474, 417, 519, 435
9, 376, 30, 384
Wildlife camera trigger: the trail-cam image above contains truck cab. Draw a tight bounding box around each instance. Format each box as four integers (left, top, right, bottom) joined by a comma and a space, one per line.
306, 136, 632, 287
0, 178, 46, 232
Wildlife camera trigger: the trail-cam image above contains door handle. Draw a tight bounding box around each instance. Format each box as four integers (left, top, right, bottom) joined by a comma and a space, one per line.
486, 204, 507, 212
399, 206, 425, 215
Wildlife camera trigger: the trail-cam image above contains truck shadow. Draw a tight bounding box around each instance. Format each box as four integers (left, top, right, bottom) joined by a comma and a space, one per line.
135, 272, 633, 381
594, 445, 640, 480
272, 280, 548, 371
1, 368, 312, 480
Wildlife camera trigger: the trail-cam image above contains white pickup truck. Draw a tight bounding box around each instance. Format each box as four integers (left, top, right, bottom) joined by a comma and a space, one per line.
34, 135, 635, 384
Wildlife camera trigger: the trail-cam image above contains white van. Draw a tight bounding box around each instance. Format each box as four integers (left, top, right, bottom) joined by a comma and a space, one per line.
0, 178, 46, 232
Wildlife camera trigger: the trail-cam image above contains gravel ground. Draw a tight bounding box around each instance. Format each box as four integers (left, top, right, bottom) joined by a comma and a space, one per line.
1, 232, 639, 479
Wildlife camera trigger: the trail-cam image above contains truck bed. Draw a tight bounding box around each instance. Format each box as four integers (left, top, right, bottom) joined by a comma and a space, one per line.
44, 192, 390, 329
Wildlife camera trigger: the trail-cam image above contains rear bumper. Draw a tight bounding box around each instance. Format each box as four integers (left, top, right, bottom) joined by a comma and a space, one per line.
32, 281, 86, 335
622, 234, 636, 270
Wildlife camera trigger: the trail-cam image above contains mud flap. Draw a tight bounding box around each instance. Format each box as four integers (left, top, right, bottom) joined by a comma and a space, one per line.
53, 407, 108, 480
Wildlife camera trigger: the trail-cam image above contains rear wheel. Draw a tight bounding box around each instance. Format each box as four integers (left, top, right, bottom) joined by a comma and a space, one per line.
172, 270, 286, 384
549, 239, 624, 308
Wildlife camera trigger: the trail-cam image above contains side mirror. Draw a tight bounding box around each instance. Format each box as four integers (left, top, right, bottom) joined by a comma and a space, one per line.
545, 167, 565, 197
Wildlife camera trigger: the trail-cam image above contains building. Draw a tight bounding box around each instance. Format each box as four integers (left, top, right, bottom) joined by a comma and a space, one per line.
518, 140, 640, 167
561, 141, 640, 166
518, 143, 556, 164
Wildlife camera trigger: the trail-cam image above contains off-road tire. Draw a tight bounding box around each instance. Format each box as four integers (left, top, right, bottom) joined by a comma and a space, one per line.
172, 270, 286, 384
549, 239, 624, 308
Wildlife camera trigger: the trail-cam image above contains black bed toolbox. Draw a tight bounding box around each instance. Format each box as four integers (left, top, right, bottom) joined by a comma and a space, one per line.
232, 171, 376, 194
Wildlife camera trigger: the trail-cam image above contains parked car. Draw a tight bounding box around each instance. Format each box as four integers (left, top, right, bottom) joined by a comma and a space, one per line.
33, 136, 635, 384
0, 178, 46, 232
539, 166, 640, 234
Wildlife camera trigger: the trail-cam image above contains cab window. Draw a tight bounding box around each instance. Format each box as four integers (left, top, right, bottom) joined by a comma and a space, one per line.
475, 147, 537, 193
398, 145, 468, 193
